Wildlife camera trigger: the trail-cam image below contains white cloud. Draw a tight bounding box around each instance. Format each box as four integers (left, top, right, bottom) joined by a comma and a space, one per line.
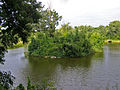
37, 0, 120, 27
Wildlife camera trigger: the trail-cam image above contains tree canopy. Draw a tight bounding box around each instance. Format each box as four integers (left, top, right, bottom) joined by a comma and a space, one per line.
32, 8, 62, 37
0, 0, 42, 61
107, 21, 120, 39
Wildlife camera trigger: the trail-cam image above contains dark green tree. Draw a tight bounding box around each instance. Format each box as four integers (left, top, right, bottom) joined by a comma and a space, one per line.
0, 0, 42, 61
0, 0, 42, 88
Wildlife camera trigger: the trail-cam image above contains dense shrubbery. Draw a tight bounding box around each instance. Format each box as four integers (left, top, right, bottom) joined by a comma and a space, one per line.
106, 21, 120, 40
29, 17, 120, 59
28, 24, 105, 58
89, 32, 105, 52
0, 76, 55, 90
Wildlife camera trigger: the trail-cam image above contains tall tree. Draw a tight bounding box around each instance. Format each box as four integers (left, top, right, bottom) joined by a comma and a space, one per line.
0, 0, 42, 88
32, 9, 62, 36
0, 0, 42, 61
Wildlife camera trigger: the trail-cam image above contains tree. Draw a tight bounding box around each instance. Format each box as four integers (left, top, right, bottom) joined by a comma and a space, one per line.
107, 21, 120, 39
32, 8, 62, 36
0, 0, 42, 88
0, 0, 42, 61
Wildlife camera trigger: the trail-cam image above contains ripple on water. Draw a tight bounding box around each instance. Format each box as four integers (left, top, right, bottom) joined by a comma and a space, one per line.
1, 45, 120, 90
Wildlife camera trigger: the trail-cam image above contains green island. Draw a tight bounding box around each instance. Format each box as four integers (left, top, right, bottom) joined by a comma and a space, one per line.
28, 25, 104, 58
28, 20, 120, 58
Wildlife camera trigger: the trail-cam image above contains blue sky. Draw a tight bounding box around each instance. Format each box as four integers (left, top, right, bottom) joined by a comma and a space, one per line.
38, 0, 120, 27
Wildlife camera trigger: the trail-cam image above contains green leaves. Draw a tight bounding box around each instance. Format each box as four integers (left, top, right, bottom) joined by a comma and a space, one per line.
0, 0, 42, 61
89, 32, 104, 52
107, 21, 120, 40
28, 26, 94, 58
32, 8, 62, 36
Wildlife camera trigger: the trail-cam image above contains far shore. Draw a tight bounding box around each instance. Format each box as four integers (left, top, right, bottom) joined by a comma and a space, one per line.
105, 40, 120, 43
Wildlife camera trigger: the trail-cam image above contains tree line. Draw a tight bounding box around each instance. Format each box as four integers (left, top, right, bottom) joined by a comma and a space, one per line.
28, 20, 120, 58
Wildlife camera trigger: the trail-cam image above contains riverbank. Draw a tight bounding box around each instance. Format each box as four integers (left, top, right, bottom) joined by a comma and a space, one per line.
8, 41, 28, 49
105, 40, 120, 43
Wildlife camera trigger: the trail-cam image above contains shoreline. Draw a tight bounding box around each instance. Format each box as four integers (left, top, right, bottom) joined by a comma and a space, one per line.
105, 40, 120, 43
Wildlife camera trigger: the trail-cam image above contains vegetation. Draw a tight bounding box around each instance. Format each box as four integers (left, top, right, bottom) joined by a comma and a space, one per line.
0, 0, 42, 61
0, 0, 45, 89
106, 21, 120, 40
0, 76, 56, 90
8, 41, 24, 49
28, 24, 105, 58
1, 0, 120, 89
0, 71, 15, 89
28, 21, 120, 58
32, 8, 62, 36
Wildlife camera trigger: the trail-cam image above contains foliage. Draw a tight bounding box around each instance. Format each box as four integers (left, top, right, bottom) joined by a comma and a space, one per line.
16, 84, 25, 90
0, 0, 43, 89
89, 32, 105, 52
0, 0, 42, 61
28, 32, 62, 57
0, 0, 120, 88
106, 21, 120, 40
29, 24, 104, 58
32, 8, 62, 37
0, 71, 15, 89
0, 77, 56, 90
74, 25, 105, 52
8, 41, 24, 49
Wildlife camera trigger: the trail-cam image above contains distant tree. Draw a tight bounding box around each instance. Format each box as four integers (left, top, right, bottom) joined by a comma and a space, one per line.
32, 9, 62, 36
107, 21, 120, 39
94, 25, 108, 39
56, 23, 72, 36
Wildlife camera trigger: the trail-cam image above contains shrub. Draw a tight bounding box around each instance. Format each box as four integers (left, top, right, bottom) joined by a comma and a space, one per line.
28, 26, 96, 57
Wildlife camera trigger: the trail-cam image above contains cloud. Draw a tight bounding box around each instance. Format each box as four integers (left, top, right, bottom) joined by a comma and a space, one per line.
37, 0, 120, 27
60, 0, 69, 3
68, 7, 120, 27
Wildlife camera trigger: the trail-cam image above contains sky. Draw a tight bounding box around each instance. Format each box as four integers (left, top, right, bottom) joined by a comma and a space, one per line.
37, 0, 120, 27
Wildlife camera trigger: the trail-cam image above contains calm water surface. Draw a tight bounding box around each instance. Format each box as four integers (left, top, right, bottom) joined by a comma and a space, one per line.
1, 44, 120, 90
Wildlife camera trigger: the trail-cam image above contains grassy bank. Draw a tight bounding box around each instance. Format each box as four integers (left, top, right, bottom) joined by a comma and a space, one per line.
8, 41, 28, 49
105, 40, 120, 43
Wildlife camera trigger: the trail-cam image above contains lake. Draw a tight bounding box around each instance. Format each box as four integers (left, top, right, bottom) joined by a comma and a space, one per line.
1, 44, 120, 90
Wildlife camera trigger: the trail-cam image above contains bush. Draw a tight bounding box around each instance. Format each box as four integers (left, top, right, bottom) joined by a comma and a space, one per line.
89, 32, 105, 52
28, 25, 100, 58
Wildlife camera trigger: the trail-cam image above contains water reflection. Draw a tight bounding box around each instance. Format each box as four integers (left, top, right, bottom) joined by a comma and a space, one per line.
26, 53, 103, 89
1, 44, 120, 89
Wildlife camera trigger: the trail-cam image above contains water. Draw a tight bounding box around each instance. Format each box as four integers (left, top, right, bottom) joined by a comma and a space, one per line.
1, 44, 120, 90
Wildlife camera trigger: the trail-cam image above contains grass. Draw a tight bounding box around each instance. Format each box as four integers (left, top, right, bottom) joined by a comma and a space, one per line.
8, 41, 28, 49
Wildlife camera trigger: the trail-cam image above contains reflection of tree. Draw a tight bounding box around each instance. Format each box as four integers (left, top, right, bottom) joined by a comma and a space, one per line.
27, 55, 94, 76
24, 57, 58, 84
24, 55, 94, 86
24, 52, 105, 89
58, 55, 93, 69
52, 55, 93, 89
104, 44, 120, 57
92, 52, 104, 60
